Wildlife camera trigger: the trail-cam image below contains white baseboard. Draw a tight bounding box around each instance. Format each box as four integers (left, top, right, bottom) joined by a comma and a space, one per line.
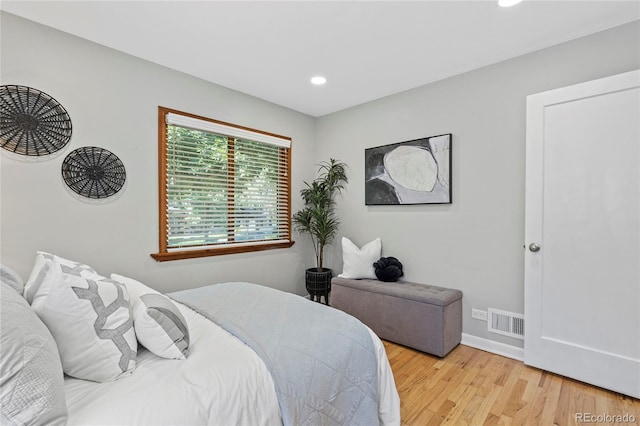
461, 333, 524, 362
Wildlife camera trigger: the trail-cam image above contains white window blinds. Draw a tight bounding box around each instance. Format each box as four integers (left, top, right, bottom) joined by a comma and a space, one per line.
164, 112, 291, 251
165, 113, 291, 148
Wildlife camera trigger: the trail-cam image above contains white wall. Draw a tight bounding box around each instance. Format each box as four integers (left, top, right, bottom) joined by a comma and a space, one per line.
0, 12, 317, 295
315, 21, 640, 346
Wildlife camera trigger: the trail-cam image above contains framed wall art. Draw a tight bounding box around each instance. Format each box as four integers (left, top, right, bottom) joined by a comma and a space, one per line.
365, 133, 451, 205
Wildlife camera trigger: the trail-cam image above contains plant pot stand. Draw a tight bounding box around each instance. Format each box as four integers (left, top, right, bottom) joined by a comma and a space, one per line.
305, 268, 333, 305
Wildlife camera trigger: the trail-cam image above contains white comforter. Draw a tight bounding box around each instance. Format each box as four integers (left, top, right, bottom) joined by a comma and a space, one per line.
64, 301, 400, 426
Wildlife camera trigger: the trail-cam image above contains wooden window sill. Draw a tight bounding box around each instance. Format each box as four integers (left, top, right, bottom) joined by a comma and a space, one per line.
151, 241, 295, 262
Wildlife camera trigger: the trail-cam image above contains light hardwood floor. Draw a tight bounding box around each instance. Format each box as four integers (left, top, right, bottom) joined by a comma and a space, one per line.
383, 341, 640, 425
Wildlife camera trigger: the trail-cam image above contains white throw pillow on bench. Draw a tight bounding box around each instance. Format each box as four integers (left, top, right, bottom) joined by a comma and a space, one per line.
338, 237, 381, 280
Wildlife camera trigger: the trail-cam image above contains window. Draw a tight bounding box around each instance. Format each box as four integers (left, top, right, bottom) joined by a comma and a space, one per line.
151, 107, 293, 261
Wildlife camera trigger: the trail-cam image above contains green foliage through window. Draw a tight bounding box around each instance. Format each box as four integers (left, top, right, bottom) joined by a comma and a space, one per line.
159, 109, 291, 256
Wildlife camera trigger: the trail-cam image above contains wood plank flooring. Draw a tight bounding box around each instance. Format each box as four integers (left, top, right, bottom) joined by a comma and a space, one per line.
383, 341, 640, 425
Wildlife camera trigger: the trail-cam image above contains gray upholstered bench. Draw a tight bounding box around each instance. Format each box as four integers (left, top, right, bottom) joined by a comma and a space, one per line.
331, 277, 463, 357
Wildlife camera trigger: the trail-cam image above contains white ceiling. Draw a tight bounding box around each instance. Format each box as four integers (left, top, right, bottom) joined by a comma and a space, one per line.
2, 1, 639, 117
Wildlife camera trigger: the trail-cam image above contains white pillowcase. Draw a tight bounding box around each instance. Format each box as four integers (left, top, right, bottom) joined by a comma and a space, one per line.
111, 274, 190, 360
338, 237, 382, 280
24, 252, 98, 304
24, 252, 137, 382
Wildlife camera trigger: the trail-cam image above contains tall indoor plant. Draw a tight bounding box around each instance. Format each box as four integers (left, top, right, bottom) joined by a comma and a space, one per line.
293, 159, 347, 303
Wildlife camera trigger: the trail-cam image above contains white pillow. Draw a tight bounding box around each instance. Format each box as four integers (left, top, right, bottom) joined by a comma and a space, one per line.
24, 252, 97, 304
1, 282, 68, 426
26, 254, 137, 382
338, 237, 382, 280
111, 274, 190, 360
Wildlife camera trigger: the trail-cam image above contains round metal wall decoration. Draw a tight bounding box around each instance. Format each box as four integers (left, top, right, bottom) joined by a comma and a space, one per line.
0, 85, 72, 156
62, 147, 126, 199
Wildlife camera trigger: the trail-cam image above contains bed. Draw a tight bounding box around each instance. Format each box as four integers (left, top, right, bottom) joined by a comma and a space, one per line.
0, 254, 401, 426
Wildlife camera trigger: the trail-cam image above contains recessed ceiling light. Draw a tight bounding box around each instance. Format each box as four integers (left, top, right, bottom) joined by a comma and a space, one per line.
310, 76, 327, 85
498, 0, 523, 6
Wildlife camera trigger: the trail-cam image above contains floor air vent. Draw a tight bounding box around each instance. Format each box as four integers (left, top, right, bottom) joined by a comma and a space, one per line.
488, 308, 524, 340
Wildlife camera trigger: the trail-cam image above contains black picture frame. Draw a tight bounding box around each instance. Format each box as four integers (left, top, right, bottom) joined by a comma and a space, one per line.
365, 133, 451, 205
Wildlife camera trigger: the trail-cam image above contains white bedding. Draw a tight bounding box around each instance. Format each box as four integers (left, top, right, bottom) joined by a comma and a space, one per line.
64, 300, 401, 426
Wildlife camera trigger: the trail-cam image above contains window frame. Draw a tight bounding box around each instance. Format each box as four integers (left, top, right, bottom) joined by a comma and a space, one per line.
151, 106, 293, 262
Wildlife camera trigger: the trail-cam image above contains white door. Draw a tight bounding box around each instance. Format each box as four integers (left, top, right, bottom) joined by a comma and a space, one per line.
524, 70, 640, 398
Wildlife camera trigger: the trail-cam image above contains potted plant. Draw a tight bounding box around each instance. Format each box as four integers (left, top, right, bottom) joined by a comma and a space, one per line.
293, 159, 348, 303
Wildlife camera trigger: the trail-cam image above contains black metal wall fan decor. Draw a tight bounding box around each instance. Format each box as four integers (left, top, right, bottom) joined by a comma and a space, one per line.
62, 147, 126, 199
0, 85, 72, 156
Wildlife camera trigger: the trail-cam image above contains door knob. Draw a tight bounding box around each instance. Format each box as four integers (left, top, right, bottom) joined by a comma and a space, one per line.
529, 243, 541, 252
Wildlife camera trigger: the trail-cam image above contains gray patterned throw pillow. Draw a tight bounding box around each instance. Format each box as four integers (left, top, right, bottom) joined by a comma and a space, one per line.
26, 254, 137, 382
135, 294, 190, 359
110, 273, 190, 359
